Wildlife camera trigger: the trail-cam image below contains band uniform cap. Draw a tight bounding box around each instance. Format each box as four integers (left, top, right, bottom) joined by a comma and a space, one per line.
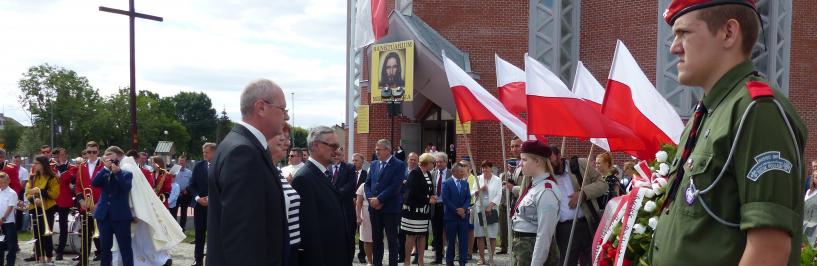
663, 0, 756, 25
521, 140, 552, 159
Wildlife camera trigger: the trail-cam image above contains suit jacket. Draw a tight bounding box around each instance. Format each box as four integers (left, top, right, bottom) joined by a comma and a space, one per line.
355, 169, 368, 188
430, 168, 452, 198
188, 160, 209, 207
291, 161, 353, 266
332, 162, 357, 225
207, 124, 287, 266
405, 169, 433, 208
364, 157, 407, 214
92, 168, 133, 222
442, 177, 470, 222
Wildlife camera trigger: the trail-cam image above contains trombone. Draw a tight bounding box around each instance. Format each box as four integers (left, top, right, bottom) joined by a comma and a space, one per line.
30, 188, 53, 262
82, 188, 100, 239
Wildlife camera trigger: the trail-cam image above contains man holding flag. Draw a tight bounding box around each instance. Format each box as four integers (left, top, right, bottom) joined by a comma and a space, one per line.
650, 1, 807, 265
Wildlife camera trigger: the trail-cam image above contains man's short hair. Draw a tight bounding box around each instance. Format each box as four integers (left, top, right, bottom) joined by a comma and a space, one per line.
433, 152, 448, 162
178, 154, 188, 160
126, 149, 139, 158
105, 146, 124, 156
696, 4, 759, 55
376, 139, 392, 150
548, 144, 561, 156
41, 145, 51, 150
202, 142, 217, 151
306, 126, 334, 152
53, 147, 65, 155
240, 79, 281, 118
0, 172, 8, 180
86, 141, 99, 149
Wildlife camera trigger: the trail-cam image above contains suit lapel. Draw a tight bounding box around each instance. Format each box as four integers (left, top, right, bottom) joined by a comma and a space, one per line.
232, 124, 278, 179
307, 161, 341, 196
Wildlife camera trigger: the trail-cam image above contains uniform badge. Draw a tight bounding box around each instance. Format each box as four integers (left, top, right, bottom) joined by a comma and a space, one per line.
684, 185, 696, 205
746, 151, 792, 182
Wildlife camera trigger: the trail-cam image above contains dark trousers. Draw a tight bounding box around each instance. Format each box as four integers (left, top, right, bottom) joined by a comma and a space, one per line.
170, 194, 191, 229
193, 204, 208, 263
555, 218, 592, 266
431, 203, 445, 261
498, 204, 508, 252
78, 213, 100, 264
55, 207, 70, 254
30, 208, 55, 258
370, 209, 399, 266
98, 219, 132, 266
0, 222, 17, 266
444, 218, 469, 266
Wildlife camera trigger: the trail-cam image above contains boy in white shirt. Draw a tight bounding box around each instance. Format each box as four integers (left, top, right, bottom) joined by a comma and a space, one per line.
0, 172, 18, 265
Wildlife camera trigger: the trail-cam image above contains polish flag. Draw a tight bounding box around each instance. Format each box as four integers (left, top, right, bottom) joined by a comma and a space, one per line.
354, 0, 388, 48
604, 40, 684, 160
443, 54, 529, 140
495, 54, 526, 118
571, 61, 611, 151
525, 54, 637, 139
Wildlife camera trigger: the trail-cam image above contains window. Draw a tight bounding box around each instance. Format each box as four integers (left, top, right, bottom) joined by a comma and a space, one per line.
528, 0, 581, 83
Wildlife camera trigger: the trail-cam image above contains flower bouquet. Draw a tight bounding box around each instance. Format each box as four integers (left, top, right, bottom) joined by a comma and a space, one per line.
592, 145, 676, 266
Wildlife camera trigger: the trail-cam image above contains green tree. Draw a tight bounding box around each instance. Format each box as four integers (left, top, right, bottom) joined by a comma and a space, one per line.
215, 109, 234, 144
166, 92, 217, 156
17, 64, 106, 154
0, 123, 24, 152
291, 126, 308, 149
101, 89, 191, 154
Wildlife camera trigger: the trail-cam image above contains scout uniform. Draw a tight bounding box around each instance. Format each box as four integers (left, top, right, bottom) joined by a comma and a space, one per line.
511, 141, 562, 266
651, 2, 807, 264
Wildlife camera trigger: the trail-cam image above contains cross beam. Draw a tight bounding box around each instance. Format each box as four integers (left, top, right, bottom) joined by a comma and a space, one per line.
99, 0, 162, 150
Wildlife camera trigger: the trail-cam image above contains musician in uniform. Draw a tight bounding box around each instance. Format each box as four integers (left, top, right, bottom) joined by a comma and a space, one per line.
511, 140, 561, 266
67, 141, 105, 264
150, 156, 173, 209
53, 147, 75, 261
26, 155, 61, 264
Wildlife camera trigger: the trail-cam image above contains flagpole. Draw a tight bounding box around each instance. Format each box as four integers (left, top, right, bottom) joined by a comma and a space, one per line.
499, 124, 513, 265
458, 119, 491, 265
563, 144, 596, 266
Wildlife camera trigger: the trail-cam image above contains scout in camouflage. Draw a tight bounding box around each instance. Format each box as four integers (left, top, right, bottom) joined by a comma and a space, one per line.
650, 0, 807, 265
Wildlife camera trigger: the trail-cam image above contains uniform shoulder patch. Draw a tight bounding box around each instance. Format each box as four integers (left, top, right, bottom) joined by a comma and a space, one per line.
747, 151, 792, 182
746, 81, 774, 100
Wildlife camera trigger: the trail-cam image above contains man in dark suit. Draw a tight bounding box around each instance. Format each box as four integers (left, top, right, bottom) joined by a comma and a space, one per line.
430, 152, 452, 264
365, 139, 407, 266
351, 153, 369, 263
187, 142, 215, 266
442, 162, 470, 266
92, 146, 133, 266
207, 79, 290, 266
291, 126, 353, 265
330, 147, 358, 256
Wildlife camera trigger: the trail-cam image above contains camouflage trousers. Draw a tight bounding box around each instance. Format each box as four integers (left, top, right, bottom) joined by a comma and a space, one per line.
512, 235, 560, 266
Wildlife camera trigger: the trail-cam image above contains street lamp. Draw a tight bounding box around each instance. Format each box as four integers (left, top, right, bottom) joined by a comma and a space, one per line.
164, 130, 168, 140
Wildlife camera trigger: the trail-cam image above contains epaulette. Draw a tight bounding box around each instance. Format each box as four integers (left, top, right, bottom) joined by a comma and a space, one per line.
746, 81, 774, 100
544, 183, 553, 189
5, 163, 15, 168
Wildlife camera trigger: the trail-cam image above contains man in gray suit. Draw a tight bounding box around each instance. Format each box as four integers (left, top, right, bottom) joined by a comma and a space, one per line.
207, 79, 290, 266
429, 152, 452, 264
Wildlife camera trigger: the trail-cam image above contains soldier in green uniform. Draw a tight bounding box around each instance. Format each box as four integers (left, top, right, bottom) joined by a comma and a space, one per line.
650, 0, 808, 265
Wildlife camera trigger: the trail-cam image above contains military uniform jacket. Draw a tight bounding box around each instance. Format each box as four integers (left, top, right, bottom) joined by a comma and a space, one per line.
512, 174, 561, 266
651, 60, 807, 265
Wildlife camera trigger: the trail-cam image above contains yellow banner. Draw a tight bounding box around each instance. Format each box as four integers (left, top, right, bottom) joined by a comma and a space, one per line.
455, 115, 470, 135
370, 40, 415, 103
357, 105, 370, 134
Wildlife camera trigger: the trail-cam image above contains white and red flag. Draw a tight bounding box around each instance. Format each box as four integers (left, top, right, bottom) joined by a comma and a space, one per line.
525, 54, 637, 139
443, 54, 528, 140
495, 54, 527, 118
604, 40, 684, 160
572, 61, 611, 151
354, 0, 388, 48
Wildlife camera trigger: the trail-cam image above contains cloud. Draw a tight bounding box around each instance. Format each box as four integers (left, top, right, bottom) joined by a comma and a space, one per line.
0, 0, 349, 129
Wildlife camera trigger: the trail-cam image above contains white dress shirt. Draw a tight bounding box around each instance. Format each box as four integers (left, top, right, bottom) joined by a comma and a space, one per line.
554, 167, 584, 222
236, 120, 268, 149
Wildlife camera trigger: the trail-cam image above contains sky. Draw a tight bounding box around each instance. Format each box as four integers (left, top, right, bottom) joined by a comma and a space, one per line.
0, 0, 349, 129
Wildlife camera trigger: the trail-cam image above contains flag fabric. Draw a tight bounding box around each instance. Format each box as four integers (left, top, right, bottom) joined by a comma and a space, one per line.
572, 61, 611, 151
443, 54, 529, 140
525, 54, 638, 140
495, 54, 527, 118
354, 0, 388, 49
604, 40, 684, 160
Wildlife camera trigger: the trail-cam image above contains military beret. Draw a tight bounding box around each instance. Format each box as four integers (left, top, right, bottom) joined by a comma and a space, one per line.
521, 140, 552, 158
663, 0, 756, 26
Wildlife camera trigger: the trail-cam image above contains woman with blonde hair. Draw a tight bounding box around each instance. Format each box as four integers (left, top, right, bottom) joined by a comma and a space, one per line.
511, 140, 561, 266
400, 153, 437, 266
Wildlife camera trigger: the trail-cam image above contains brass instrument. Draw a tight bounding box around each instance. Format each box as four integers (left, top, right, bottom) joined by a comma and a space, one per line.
76, 162, 96, 265
29, 186, 53, 262
154, 168, 169, 202
82, 188, 100, 239
33, 189, 53, 236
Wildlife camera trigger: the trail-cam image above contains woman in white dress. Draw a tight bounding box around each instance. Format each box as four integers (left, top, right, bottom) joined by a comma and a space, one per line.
356, 183, 373, 265
471, 161, 502, 265
114, 157, 186, 266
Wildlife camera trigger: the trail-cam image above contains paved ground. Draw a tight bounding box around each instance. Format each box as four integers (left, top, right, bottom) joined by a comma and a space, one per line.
13, 235, 511, 265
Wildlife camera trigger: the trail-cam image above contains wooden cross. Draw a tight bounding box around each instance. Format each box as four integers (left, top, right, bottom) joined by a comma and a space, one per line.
99, 0, 163, 150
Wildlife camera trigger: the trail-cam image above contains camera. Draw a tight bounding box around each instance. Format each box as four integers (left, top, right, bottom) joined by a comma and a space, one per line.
506, 159, 518, 167
110, 159, 120, 166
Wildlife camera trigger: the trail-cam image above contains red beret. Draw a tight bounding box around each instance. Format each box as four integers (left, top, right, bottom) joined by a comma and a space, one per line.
663, 0, 756, 25
521, 140, 552, 158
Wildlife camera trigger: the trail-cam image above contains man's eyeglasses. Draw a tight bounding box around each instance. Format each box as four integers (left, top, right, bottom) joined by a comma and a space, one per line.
317, 140, 340, 151
86, 150, 99, 154
262, 100, 288, 113
289, 154, 299, 157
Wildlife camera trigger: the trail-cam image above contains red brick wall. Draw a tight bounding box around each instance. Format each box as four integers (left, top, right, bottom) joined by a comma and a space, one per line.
354, 0, 816, 171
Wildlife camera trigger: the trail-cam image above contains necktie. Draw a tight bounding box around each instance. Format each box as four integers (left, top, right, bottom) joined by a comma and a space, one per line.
332, 165, 339, 184
436, 171, 443, 196
325, 169, 332, 180
664, 101, 708, 209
